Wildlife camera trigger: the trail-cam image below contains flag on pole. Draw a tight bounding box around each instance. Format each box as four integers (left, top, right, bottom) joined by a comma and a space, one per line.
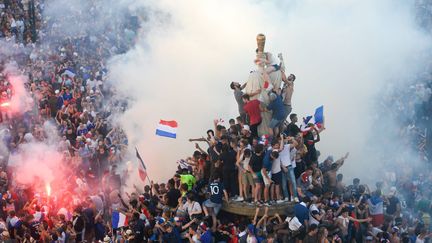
156, 120, 178, 138
112, 211, 128, 229
136, 148, 147, 182
314, 105, 324, 127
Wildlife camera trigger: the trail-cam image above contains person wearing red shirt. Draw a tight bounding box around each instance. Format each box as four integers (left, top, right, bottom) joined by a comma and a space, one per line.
242, 94, 262, 138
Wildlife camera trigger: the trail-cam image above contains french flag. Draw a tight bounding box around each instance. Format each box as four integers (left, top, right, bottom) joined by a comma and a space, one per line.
300, 105, 324, 131
112, 211, 128, 229
156, 120, 178, 139
367, 196, 384, 227
136, 148, 147, 182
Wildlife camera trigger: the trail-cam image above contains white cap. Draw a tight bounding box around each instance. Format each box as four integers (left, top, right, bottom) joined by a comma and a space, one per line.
55, 90, 59, 94
242, 125, 250, 132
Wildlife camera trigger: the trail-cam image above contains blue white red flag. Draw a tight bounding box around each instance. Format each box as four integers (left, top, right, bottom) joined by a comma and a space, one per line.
136, 148, 147, 182
300, 106, 324, 131
156, 120, 178, 138
112, 211, 128, 229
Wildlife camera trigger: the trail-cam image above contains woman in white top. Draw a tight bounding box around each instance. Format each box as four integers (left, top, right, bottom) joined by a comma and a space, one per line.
235, 140, 252, 202
182, 193, 203, 220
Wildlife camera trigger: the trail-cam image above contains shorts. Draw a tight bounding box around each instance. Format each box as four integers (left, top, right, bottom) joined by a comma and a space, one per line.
203, 199, 222, 215
262, 171, 272, 186
272, 172, 282, 185
272, 64, 280, 71
269, 118, 284, 129
241, 171, 254, 187
253, 171, 263, 184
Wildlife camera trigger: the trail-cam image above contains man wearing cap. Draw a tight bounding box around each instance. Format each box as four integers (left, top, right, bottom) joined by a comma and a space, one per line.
199, 222, 212, 243
241, 125, 253, 145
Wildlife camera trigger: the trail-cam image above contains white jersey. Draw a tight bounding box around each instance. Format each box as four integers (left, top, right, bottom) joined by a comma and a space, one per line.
285, 216, 302, 231
271, 156, 281, 174
280, 143, 297, 168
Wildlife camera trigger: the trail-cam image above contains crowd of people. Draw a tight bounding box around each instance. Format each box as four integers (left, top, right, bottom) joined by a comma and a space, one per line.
0, 0, 430, 243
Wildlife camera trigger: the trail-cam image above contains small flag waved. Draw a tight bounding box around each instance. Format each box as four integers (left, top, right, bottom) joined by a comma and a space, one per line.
156, 120, 178, 139
300, 105, 324, 131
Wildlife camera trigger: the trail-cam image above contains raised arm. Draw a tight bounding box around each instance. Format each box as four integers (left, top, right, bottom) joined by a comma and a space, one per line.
335, 152, 349, 170
189, 138, 208, 142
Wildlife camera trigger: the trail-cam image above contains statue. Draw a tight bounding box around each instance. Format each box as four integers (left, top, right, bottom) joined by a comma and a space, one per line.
244, 34, 284, 136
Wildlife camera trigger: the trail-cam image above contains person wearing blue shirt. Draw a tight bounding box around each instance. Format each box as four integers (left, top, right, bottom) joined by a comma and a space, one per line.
267, 92, 287, 136
203, 173, 228, 231
294, 200, 310, 227
63, 88, 73, 101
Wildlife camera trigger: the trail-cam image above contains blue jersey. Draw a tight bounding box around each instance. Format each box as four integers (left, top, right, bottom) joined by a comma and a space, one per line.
262, 149, 273, 171
208, 182, 224, 204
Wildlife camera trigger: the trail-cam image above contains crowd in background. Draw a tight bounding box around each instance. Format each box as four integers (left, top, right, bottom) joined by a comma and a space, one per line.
0, 0, 430, 243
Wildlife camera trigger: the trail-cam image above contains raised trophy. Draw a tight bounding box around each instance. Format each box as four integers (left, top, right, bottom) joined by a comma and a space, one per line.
256, 33, 266, 70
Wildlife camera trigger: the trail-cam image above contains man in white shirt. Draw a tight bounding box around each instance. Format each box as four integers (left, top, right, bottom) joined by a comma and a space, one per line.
309, 201, 324, 226
271, 148, 284, 204
274, 207, 303, 242
279, 135, 298, 201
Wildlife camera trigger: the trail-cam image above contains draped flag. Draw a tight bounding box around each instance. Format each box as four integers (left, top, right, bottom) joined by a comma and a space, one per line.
300, 105, 324, 131
136, 148, 147, 182
112, 211, 128, 229
156, 120, 178, 138
367, 196, 384, 227
61, 69, 76, 78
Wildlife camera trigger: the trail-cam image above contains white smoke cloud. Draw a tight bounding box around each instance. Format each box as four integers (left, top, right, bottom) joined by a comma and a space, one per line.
108, 0, 431, 182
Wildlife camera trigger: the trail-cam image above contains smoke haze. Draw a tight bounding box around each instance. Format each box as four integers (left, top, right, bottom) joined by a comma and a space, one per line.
106, 0, 431, 182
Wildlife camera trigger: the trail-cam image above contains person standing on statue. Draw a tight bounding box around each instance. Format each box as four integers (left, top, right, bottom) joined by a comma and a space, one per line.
266, 92, 287, 137
254, 49, 280, 85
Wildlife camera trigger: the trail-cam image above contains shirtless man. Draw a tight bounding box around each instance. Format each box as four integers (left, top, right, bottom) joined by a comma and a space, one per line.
336, 207, 372, 242
323, 153, 349, 193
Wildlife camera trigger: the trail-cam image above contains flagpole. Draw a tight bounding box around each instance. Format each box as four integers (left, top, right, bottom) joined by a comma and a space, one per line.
135, 147, 152, 185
